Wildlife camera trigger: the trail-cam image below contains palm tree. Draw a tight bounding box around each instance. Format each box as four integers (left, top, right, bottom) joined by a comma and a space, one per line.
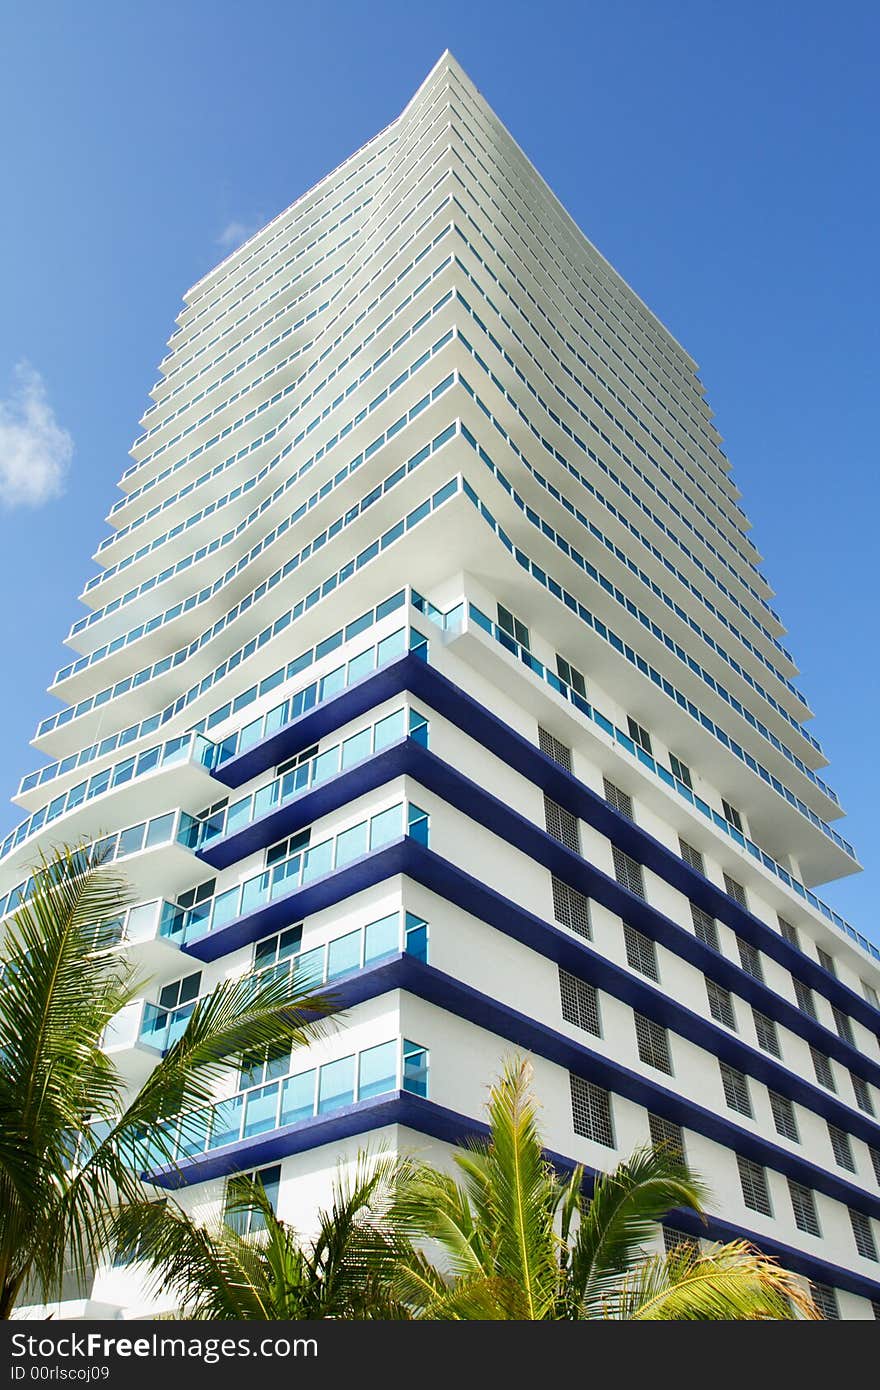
111, 1154, 412, 1319
0, 844, 335, 1318
390, 1058, 818, 1320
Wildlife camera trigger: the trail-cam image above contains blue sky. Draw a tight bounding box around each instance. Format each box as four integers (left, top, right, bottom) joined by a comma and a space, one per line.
0, 0, 876, 937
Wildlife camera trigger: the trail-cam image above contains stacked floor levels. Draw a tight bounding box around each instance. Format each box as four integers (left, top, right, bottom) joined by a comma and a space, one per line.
6, 53, 880, 1320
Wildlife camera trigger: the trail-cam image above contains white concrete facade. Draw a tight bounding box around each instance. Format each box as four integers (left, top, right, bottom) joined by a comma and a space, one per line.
6, 53, 880, 1321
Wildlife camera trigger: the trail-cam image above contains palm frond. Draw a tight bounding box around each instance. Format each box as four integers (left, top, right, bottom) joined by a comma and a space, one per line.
608, 1240, 819, 1320
569, 1143, 707, 1311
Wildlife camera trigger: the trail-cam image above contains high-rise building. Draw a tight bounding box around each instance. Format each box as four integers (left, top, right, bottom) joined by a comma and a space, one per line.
6, 52, 880, 1320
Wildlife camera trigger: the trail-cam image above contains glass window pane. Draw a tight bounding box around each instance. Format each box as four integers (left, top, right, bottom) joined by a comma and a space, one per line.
117, 823, 146, 858
341, 728, 371, 769
327, 930, 361, 979
402, 1041, 429, 1097
319, 665, 346, 701
346, 648, 375, 683
209, 1094, 244, 1149
145, 813, 175, 848
279, 1069, 316, 1126
212, 885, 241, 929
243, 869, 276, 913
374, 709, 406, 750
377, 629, 406, 665
335, 820, 368, 867
301, 838, 334, 883
295, 945, 325, 986
358, 1040, 397, 1100
277, 925, 302, 960
317, 1055, 355, 1113
176, 1106, 211, 1160
312, 747, 341, 785
364, 913, 399, 963
242, 1082, 280, 1138
369, 804, 403, 849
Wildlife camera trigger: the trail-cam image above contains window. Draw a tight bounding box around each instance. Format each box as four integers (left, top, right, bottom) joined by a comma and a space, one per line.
239, 1041, 290, 1091
870, 1147, 880, 1186
723, 873, 747, 910
769, 1090, 799, 1143
722, 800, 743, 833
753, 1009, 781, 1058
624, 924, 659, 981
603, 778, 633, 822
817, 947, 837, 978
811, 1046, 836, 1092
551, 876, 592, 940
276, 743, 317, 778
570, 1074, 614, 1147
266, 827, 310, 867
662, 1226, 695, 1255
225, 1165, 281, 1236
828, 1124, 855, 1172
178, 878, 216, 910
627, 717, 652, 755
778, 916, 799, 949
544, 796, 580, 854
538, 726, 572, 773
863, 980, 880, 1009
613, 846, 645, 900
559, 969, 601, 1037
850, 1209, 878, 1261
678, 837, 704, 874
788, 1181, 820, 1236
669, 754, 692, 790
158, 970, 201, 1011
831, 1006, 854, 1046
720, 1062, 752, 1117
852, 1074, 875, 1117
649, 1113, 685, 1160
691, 903, 719, 951
556, 654, 586, 699
809, 1282, 839, 1319
254, 925, 302, 972
737, 1155, 772, 1216
634, 1013, 672, 1073
736, 936, 763, 983
497, 603, 530, 650
872, 1299, 880, 1320
793, 977, 817, 1019
706, 978, 736, 1030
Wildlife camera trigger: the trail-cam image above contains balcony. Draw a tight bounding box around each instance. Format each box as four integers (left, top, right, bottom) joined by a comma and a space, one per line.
197, 705, 428, 855
145, 1037, 429, 1181
179, 799, 430, 951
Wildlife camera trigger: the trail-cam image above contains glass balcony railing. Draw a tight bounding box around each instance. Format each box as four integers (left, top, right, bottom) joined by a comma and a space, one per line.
211, 623, 413, 768
179, 800, 430, 944
0, 809, 199, 921
21, 592, 413, 797
66, 1038, 430, 1175
129, 909, 429, 1055
7, 732, 213, 859
145, 1037, 429, 1170
198, 707, 428, 849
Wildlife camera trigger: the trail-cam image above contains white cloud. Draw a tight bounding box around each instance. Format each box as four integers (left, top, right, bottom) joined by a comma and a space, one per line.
0, 363, 72, 509
216, 219, 263, 252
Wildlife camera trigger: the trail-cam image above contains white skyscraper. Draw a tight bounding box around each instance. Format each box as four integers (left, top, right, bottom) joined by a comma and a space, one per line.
6, 52, 880, 1320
